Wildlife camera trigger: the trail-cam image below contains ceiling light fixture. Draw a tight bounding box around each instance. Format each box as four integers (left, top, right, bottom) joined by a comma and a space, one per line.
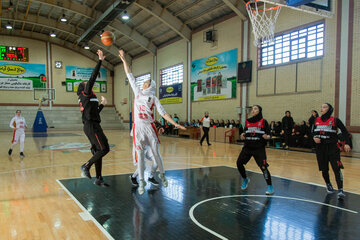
50, 31, 56, 37
60, 14, 67, 22
122, 11, 129, 20
6, 22, 13, 30
84, 45, 90, 50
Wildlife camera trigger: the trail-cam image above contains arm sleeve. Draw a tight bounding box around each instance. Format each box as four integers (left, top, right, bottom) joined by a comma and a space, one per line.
126, 73, 142, 97
98, 104, 104, 113
84, 60, 102, 95
336, 118, 351, 145
9, 117, 15, 129
264, 120, 270, 135
200, 117, 204, 122
154, 97, 166, 116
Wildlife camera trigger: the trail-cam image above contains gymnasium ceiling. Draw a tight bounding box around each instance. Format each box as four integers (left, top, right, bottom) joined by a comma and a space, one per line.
0, 0, 249, 69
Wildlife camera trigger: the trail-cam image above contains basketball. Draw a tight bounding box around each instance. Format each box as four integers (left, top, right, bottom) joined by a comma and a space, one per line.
101, 31, 114, 46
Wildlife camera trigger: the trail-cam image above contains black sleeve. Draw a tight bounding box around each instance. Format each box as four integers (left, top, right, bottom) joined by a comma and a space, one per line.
263, 120, 270, 135
281, 117, 286, 130
84, 60, 102, 95
336, 118, 351, 145
98, 104, 104, 113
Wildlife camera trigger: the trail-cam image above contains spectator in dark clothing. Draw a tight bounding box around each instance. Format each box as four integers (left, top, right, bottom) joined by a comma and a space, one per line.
210, 119, 215, 127
215, 120, 220, 127
274, 121, 282, 136
225, 120, 231, 128
219, 120, 225, 127
270, 121, 276, 136
308, 110, 319, 130
281, 111, 294, 149
298, 121, 310, 147
230, 120, 236, 128
308, 110, 319, 150
235, 120, 244, 135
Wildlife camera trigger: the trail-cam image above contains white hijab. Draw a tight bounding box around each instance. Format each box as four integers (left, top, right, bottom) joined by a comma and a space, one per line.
141, 80, 156, 96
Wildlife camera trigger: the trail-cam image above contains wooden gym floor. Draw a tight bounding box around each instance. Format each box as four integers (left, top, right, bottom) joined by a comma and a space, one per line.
0, 130, 359, 239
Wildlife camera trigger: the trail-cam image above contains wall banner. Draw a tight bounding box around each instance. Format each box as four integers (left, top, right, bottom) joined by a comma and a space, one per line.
65, 66, 107, 93
159, 83, 182, 104
0, 62, 46, 90
190, 48, 237, 101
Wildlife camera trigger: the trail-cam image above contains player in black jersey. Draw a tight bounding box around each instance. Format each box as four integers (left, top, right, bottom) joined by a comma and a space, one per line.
313, 103, 351, 199
237, 105, 274, 195
78, 49, 110, 187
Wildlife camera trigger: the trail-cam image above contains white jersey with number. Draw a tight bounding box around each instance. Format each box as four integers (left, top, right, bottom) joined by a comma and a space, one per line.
10, 116, 27, 144
127, 73, 166, 125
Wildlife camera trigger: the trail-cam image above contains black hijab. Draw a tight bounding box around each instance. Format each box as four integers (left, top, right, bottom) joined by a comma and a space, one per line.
247, 105, 263, 123
321, 103, 334, 122
77, 82, 85, 96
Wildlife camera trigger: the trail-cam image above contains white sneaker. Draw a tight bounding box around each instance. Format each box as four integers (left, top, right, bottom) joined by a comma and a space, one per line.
158, 173, 168, 187
138, 179, 146, 195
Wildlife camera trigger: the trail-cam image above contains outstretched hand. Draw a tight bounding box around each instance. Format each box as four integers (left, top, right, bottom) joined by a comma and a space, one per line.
176, 124, 186, 130
97, 50, 106, 61
118, 49, 125, 60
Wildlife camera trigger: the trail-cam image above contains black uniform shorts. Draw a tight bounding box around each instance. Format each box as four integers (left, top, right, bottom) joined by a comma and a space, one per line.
238, 146, 269, 168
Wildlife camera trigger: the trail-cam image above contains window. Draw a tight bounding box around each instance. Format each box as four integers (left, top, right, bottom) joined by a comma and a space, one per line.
135, 73, 151, 88
160, 64, 183, 86
260, 22, 324, 67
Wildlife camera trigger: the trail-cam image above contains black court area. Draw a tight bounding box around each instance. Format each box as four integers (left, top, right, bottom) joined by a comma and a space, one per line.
58, 166, 360, 240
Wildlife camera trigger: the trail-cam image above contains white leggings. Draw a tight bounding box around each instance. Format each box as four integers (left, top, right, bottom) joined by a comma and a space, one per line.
11, 131, 25, 152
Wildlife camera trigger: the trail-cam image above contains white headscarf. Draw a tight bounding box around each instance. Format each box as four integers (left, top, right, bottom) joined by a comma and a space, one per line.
141, 80, 156, 96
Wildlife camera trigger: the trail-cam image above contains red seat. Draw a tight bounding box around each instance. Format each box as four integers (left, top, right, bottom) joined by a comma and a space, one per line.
225, 128, 236, 143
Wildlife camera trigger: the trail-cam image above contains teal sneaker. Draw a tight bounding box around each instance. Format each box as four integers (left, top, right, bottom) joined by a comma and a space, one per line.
266, 185, 274, 195
241, 177, 250, 190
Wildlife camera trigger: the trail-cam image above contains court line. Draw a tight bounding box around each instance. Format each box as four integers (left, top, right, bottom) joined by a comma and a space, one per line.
189, 194, 358, 240
222, 165, 360, 196
56, 179, 115, 240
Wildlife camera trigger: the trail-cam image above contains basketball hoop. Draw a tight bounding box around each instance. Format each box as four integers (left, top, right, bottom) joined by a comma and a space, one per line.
246, 0, 281, 47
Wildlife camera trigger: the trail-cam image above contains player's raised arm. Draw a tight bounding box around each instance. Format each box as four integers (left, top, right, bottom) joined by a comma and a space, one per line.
85, 49, 105, 95
118, 49, 141, 96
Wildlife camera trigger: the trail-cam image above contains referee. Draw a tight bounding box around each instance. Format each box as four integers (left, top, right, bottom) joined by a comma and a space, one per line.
200, 111, 211, 146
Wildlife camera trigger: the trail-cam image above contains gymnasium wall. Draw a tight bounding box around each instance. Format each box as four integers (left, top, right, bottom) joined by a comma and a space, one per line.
191, 17, 243, 122
0, 36, 113, 106
156, 39, 188, 121
248, 7, 337, 124
351, 0, 360, 127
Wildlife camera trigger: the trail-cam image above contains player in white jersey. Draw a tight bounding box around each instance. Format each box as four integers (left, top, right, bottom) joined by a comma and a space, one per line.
8, 110, 28, 158
119, 49, 186, 195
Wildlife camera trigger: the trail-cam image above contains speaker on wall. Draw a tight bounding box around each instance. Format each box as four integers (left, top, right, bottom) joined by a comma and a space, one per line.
203, 30, 216, 43
237, 60, 252, 83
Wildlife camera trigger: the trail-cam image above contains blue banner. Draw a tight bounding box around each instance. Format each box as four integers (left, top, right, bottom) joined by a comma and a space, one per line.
159, 83, 182, 104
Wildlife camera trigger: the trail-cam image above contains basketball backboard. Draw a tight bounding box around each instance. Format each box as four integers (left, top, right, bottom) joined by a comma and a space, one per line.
261, 0, 333, 17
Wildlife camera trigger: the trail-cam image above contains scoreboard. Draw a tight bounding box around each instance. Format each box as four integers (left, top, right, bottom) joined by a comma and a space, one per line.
0, 45, 29, 62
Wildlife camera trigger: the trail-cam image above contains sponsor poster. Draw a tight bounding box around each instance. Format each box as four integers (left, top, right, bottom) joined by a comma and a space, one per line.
159, 83, 182, 104
66, 66, 107, 93
0, 62, 46, 90
190, 49, 237, 101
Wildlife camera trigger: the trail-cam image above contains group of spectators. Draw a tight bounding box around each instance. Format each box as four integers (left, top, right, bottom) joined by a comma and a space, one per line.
269, 110, 319, 149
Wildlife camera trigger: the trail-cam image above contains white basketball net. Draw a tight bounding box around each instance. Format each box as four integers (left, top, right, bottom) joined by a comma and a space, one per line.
246, 0, 281, 47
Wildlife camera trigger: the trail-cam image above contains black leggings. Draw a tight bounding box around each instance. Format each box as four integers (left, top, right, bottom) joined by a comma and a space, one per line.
316, 143, 343, 189
237, 147, 272, 186
200, 127, 210, 145
84, 121, 110, 178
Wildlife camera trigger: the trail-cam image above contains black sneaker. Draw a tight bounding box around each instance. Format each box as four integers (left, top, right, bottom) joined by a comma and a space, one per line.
338, 189, 345, 200
148, 177, 160, 186
129, 175, 138, 186
8, 149, 12, 156
20, 152, 25, 158
326, 183, 335, 194
94, 178, 109, 187
80, 165, 91, 179
208, 143, 212, 146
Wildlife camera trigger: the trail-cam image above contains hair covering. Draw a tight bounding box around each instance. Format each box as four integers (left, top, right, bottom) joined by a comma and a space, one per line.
247, 105, 263, 123
77, 82, 85, 96
141, 80, 156, 96
321, 103, 334, 121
